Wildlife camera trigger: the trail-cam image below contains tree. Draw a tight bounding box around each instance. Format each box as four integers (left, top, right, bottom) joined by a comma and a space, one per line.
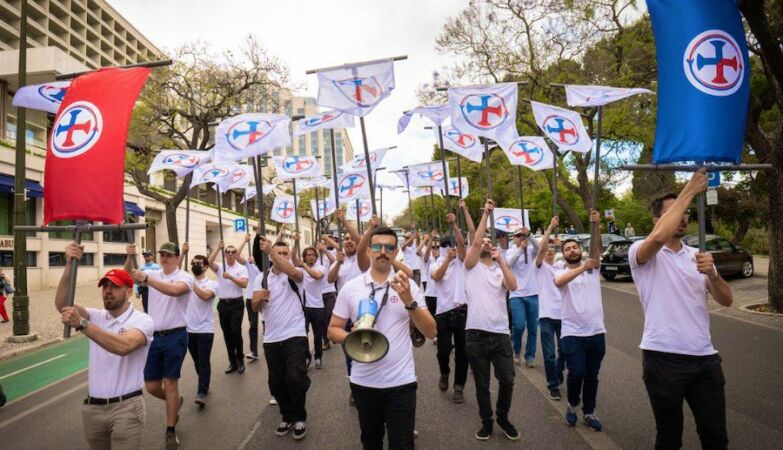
126, 37, 289, 243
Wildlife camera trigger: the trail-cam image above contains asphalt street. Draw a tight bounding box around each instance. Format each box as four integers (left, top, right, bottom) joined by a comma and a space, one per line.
2, 282, 782, 449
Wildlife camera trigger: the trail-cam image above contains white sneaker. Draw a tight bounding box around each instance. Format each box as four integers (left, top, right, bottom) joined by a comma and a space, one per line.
292, 421, 307, 440
269, 398, 278, 405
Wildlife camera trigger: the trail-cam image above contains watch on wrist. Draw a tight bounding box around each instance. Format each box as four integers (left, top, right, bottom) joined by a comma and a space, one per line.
76, 318, 89, 331
405, 300, 418, 311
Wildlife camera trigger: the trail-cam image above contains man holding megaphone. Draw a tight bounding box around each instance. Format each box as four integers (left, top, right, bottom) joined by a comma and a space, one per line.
329, 226, 437, 450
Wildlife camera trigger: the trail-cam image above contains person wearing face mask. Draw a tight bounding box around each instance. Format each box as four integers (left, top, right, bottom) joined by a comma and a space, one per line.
184, 254, 219, 408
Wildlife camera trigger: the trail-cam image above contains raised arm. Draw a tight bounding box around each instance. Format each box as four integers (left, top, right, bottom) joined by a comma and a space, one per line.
236, 234, 252, 265
465, 200, 493, 270
336, 208, 361, 245
123, 243, 137, 273
356, 215, 380, 272
459, 199, 476, 241
590, 210, 602, 261
261, 238, 304, 282
391, 259, 414, 278
447, 212, 466, 261
54, 242, 89, 318
207, 240, 223, 272
536, 216, 559, 267
555, 259, 599, 287
494, 247, 517, 291
177, 242, 189, 268
291, 233, 303, 267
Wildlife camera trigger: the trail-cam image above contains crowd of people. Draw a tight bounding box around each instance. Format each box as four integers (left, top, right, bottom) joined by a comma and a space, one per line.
54, 168, 734, 450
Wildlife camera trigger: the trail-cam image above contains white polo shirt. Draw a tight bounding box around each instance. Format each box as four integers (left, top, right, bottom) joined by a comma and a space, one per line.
465, 261, 510, 335
301, 262, 326, 308
557, 266, 606, 338
86, 306, 154, 398
243, 261, 262, 300
147, 268, 194, 331
333, 270, 425, 389
331, 253, 363, 290
507, 244, 539, 298
429, 255, 466, 315
252, 268, 306, 343
536, 260, 564, 320
186, 277, 219, 334
402, 244, 421, 271
215, 261, 249, 299
629, 240, 716, 356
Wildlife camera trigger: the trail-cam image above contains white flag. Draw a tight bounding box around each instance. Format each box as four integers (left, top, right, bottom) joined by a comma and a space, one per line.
336, 171, 372, 203
190, 162, 236, 189
310, 197, 336, 219
12, 81, 70, 114
445, 177, 469, 198
295, 176, 331, 190
491, 208, 530, 233
377, 183, 402, 191
340, 147, 389, 174
148, 150, 211, 177
294, 110, 355, 137
565, 84, 654, 107
242, 186, 257, 203
407, 161, 449, 188
273, 156, 323, 180
439, 125, 483, 163
398, 104, 450, 133
316, 60, 395, 117
394, 170, 412, 188
449, 82, 518, 143
212, 113, 290, 162
410, 186, 440, 199
498, 136, 554, 170
345, 197, 373, 222
531, 101, 592, 153
218, 164, 253, 190
271, 195, 298, 224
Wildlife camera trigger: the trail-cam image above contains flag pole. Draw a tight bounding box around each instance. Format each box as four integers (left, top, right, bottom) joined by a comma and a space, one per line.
379, 186, 384, 223
244, 192, 251, 258
358, 116, 378, 216
456, 155, 466, 233
251, 156, 269, 274
314, 185, 322, 242
552, 147, 559, 218
589, 105, 604, 259
428, 187, 437, 232
329, 129, 343, 251
55, 59, 173, 80
216, 184, 226, 272
436, 126, 452, 214
292, 179, 300, 235
183, 182, 190, 271
483, 139, 497, 245
404, 170, 413, 227
355, 198, 362, 233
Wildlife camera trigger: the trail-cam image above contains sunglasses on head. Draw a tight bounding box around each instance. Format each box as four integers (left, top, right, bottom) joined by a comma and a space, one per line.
370, 243, 396, 253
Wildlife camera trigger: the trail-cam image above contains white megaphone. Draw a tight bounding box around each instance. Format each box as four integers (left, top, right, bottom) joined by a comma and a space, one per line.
344, 298, 390, 363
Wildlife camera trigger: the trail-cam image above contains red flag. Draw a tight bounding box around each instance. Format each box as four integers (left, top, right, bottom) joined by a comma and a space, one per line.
44, 67, 150, 224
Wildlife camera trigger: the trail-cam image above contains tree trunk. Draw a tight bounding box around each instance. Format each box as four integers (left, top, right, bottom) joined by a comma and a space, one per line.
557, 196, 584, 233
165, 201, 180, 245
731, 220, 751, 245
768, 167, 783, 312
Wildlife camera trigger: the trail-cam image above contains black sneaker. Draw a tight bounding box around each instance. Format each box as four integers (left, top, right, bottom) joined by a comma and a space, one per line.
237, 362, 246, 374
475, 423, 493, 440
496, 419, 520, 441
292, 421, 307, 440
548, 388, 562, 400
438, 374, 449, 391
275, 421, 293, 436
165, 430, 179, 450
453, 388, 465, 404
225, 364, 237, 374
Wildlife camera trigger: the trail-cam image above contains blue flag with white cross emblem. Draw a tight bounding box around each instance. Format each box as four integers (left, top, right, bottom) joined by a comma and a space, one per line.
647, 0, 750, 164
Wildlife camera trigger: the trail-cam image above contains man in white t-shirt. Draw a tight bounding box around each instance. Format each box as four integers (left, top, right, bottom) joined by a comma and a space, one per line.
507, 225, 540, 368
237, 233, 263, 362
126, 242, 194, 450
57, 243, 154, 450
420, 231, 440, 317
252, 238, 310, 441
292, 235, 327, 370
401, 228, 421, 285
534, 217, 566, 400
209, 241, 250, 374
554, 210, 605, 432
463, 200, 520, 441
629, 169, 733, 450
184, 253, 219, 407
317, 239, 337, 351
329, 226, 436, 449
429, 212, 468, 403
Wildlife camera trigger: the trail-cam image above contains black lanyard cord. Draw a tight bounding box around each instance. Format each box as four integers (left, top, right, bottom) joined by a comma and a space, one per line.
369, 281, 391, 328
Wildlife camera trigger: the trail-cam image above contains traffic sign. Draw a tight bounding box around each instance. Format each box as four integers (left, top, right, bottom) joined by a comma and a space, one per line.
706, 188, 718, 206
707, 171, 720, 188
234, 218, 247, 232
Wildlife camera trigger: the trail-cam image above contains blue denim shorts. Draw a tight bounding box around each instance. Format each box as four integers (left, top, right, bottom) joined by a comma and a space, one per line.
144, 328, 188, 381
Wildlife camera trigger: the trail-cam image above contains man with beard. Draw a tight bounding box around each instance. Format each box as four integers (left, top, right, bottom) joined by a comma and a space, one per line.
57, 243, 154, 449
555, 210, 604, 432
463, 200, 520, 441
329, 226, 436, 450
292, 236, 327, 370
429, 212, 468, 403
208, 241, 249, 374
184, 252, 219, 408
252, 238, 310, 441
629, 169, 733, 449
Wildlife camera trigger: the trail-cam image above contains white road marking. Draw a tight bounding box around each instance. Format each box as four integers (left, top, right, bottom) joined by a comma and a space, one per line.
0, 354, 66, 381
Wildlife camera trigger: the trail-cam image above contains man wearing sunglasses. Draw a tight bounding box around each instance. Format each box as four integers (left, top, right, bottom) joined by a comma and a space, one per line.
329, 226, 436, 449
208, 241, 250, 375
507, 225, 541, 369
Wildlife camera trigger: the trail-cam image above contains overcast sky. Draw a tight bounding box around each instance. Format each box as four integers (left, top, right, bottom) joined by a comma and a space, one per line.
109, 0, 470, 221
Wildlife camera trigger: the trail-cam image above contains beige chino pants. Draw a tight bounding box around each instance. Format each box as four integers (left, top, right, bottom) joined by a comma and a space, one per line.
81, 395, 145, 450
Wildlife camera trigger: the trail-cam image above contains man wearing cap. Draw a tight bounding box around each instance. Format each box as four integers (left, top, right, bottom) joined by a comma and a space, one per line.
208, 240, 250, 374
126, 242, 194, 450
136, 250, 160, 313
56, 242, 154, 450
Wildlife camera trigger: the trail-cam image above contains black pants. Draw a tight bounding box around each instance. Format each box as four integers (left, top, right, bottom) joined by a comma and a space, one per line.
351, 382, 417, 450
643, 350, 728, 450
424, 296, 437, 317
217, 299, 245, 366
322, 292, 337, 345
465, 330, 515, 426
139, 286, 149, 313
187, 332, 213, 395
245, 298, 258, 356
436, 306, 468, 388
264, 336, 310, 422
304, 307, 325, 360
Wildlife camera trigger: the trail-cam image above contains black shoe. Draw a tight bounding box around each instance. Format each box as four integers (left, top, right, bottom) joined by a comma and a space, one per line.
475, 423, 493, 440
237, 363, 246, 374
225, 365, 237, 374
292, 421, 307, 440
349, 392, 355, 407
496, 419, 520, 441
438, 374, 448, 391
548, 388, 562, 400
453, 388, 465, 404
275, 421, 293, 436
195, 393, 206, 408
165, 429, 179, 450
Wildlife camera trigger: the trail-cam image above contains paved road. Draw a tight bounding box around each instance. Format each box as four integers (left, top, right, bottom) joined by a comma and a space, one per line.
2, 282, 782, 449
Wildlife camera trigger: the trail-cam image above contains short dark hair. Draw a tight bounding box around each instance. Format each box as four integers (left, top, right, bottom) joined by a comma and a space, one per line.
302, 246, 317, 258
651, 193, 678, 218
370, 226, 398, 246
273, 241, 288, 248
192, 255, 208, 265
562, 238, 580, 250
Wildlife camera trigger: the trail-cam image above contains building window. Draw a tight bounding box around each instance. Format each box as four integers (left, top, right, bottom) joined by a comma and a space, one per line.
284, 101, 292, 116
49, 252, 94, 267
297, 135, 306, 156
103, 215, 137, 243
103, 253, 127, 266
0, 251, 37, 267
0, 193, 36, 235
296, 107, 305, 116
310, 131, 319, 156
49, 220, 94, 241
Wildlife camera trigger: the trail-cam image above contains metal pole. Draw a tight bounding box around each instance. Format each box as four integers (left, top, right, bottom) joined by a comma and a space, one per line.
456, 156, 465, 232
55, 59, 173, 80
216, 185, 226, 272
292, 178, 300, 234
552, 148, 559, 217
483, 140, 496, 245
251, 156, 269, 276
329, 129, 343, 251
379, 187, 384, 223
589, 105, 604, 259
404, 171, 413, 227
358, 117, 377, 215
183, 183, 190, 271
355, 198, 362, 233
305, 55, 408, 74
437, 126, 451, 213
314, 186, 322, 241
244, 193, 251, 258
63, 228, 83, 338
12, 0, 29, 336
697, 191, 707, 253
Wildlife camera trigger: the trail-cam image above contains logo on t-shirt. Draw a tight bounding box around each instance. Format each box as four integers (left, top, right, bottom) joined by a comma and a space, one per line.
118, 328, 127, 335
389, 294, 400, 304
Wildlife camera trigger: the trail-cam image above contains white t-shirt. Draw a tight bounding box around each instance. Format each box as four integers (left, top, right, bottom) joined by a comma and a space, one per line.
422, 253, 438, 297
629, 241, 716, 356
253, 268, 306, 343
320, 250, 337, 294
301, 263, 326, 308
186, 277, 219, 333
243, 261, 262, 300
465, 261, 510, 334
535, 261, 564, 320
147, 268, 194, 331
215, 262, 249, 299
333, 270, 425, 389
557, 266, 606, 337
507, 244, 539, 298
429, 255, 466, 315
402, 244, 421, 270
86, 306, 154, 398
331, 253, 364, 290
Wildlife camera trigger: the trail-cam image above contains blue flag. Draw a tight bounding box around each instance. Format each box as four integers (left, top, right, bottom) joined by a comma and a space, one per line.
648, 0, 750, 164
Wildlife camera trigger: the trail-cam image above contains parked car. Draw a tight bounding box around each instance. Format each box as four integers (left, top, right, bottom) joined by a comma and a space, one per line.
584, 233, 626, 252
683, 235, 754, 278
600, 240, 635, 280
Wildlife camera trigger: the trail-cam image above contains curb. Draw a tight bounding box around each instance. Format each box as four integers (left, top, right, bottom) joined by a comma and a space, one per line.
0, 337, 64, 362
738, 302, 783, 317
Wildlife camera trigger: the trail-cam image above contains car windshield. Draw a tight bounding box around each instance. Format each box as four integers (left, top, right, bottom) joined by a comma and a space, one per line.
607, 242, 631, 254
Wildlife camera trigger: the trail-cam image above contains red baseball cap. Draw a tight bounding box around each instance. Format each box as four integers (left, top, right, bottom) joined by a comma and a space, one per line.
98, 269, 134, 288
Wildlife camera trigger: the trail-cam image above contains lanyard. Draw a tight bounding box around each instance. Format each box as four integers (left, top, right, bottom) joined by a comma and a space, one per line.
369, 281, 391, 328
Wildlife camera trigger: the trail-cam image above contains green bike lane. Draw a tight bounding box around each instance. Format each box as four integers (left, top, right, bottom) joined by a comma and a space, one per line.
0, 336, 88, 403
